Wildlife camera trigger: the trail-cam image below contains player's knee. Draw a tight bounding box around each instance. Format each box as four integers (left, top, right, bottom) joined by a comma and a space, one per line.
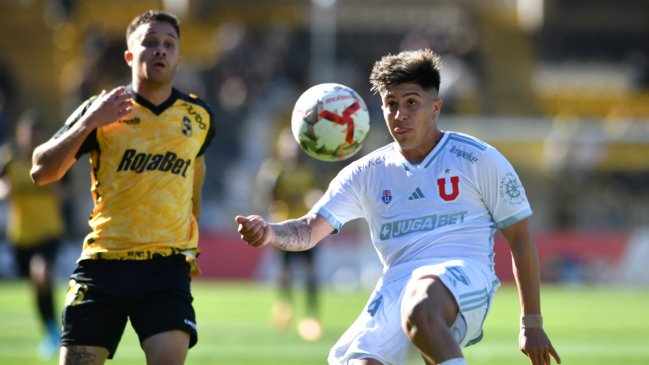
401, 280, 455, 340
401, 295, 437, 340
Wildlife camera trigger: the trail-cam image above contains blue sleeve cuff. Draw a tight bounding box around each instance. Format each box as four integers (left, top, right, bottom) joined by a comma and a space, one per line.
314, 208, 343, 233
496, 208, 533, 229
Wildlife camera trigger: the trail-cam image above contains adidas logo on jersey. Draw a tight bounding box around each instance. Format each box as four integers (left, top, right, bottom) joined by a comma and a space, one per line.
408, 187, 425, 200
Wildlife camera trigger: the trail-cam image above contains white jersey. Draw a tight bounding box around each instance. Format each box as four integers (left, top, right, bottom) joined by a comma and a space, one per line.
311, 131, 532, 273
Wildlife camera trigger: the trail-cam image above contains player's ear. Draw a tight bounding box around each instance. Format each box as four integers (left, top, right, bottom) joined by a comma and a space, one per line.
124, 50, 133, 66
433, 97, 443, 117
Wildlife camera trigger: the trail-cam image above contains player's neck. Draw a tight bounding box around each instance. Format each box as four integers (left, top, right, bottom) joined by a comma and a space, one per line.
131, 79, 174, 106
401, 130, 444, 164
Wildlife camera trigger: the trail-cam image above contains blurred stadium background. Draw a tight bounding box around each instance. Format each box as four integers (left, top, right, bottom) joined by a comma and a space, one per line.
0, 0, 648, 363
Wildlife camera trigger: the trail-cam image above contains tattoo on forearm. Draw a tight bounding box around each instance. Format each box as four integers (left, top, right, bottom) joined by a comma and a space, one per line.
273, 220, 312, 251
65, 347, 98, 365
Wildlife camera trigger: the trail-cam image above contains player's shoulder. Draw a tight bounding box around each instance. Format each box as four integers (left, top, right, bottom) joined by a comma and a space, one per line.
342, 143, 397, 174
444, 131, 492, 152
443, 131, 511, 169
174, 89, 214, 115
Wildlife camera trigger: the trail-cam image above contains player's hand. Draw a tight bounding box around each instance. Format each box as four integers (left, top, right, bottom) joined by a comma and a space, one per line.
235, 215, 273, 248
84, 86, 133, 128
519, 327, 561, 365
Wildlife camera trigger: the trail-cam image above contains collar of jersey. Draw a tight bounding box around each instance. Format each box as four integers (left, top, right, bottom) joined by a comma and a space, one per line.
126, 84, 179, 116
398, 131, 451, 172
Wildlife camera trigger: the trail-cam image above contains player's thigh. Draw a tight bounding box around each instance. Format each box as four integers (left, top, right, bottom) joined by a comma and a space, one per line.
401, 275, 459, 327
130, 289, 197, 349
142, 330, 190, 365
60, 344, 109, 365
407, 261, 498, 347
61, 295, 129, 359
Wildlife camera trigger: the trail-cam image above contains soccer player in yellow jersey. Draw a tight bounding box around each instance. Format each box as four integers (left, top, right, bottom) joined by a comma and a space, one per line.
31, 10, 214, 365
0, 110, 65, 359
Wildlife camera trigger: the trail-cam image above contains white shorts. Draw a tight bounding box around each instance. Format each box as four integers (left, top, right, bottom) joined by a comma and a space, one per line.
328, 259, 500, 365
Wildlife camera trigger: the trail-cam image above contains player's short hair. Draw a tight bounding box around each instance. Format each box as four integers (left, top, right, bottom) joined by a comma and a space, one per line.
126, 10, 180, 43
369, 48, 442, 95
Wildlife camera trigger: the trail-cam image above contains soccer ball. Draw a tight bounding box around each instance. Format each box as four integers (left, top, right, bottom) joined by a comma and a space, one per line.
290, 83, 370, 162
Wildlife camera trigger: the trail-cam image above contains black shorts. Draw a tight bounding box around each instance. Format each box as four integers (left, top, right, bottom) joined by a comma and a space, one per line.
61, 255, 197, 358
13, 238, 60, 277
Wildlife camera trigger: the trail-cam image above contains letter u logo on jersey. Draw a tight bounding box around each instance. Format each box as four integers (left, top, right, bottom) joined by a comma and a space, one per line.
437, 176, 460, 201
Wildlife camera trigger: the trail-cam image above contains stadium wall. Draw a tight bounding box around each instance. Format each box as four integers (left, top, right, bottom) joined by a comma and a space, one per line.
194, 229, 649, 287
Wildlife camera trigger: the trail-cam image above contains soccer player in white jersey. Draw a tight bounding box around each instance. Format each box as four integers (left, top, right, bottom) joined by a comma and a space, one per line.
236, 48, 560, 365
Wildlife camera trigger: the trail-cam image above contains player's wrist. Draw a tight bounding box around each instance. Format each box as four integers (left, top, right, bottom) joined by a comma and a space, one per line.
520, 314, 543, 329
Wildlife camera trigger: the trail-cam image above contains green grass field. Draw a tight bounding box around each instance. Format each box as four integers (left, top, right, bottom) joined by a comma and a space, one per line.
1, 280, 648, 364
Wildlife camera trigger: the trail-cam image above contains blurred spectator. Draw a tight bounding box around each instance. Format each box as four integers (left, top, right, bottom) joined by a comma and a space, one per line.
626, 49, 649, 91
542, 119, 606, 227
0, 110, 66, 359
255, 128, 325, 341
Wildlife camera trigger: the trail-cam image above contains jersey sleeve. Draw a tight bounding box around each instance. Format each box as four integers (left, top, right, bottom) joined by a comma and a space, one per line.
53, 96, 99, 158
477, 147, 532, 229
190, 96, 215, 157
309, 164, 365, 232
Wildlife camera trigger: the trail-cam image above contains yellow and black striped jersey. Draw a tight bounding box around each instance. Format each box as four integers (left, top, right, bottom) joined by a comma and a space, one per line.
57, 85, 215, 264
0, 146, 64, 247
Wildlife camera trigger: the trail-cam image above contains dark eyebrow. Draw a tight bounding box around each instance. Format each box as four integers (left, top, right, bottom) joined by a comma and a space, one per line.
384, 91, 422, 99
144, 30, 178, 40
402, 91, 422, 98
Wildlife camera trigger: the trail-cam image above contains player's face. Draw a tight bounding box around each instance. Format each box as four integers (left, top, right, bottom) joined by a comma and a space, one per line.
380, 83, 443, 162
125, 21, 180, 86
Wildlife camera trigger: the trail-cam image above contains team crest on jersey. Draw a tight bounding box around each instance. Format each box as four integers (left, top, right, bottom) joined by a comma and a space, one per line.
182, 116, 193, 136
499, 172, 526, 205
437, 176, 460, 201
381, 190, 392, 204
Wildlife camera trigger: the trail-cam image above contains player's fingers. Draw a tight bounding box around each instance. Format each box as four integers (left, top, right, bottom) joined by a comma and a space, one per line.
118, 96, 133, 107
101, 87, 130, 107
238, 220, 265, 244
244, 232, 266, 247
237, 215, 263, 225
108, 85, 126, 96
531, 351, 543, 365
234, 215, 249, 224
244, 218, 266, 236
549, 346, 561, 364
99, 87, 118, 102
237, 215, 256, 230
237, 221, 257, 237
248, 223, 273, 247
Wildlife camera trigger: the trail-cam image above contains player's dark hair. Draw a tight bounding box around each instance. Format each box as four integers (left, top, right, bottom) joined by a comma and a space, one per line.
369, 48, 442, 95
126, 10, 180, 42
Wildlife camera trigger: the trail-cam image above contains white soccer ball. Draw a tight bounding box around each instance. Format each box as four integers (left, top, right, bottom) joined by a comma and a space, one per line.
290, 83, 370, 162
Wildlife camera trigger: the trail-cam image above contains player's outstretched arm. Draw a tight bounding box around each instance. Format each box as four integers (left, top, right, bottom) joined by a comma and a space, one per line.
31, 87, 132, 185
235, 213, 334, 251
501, 219, 561, 365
